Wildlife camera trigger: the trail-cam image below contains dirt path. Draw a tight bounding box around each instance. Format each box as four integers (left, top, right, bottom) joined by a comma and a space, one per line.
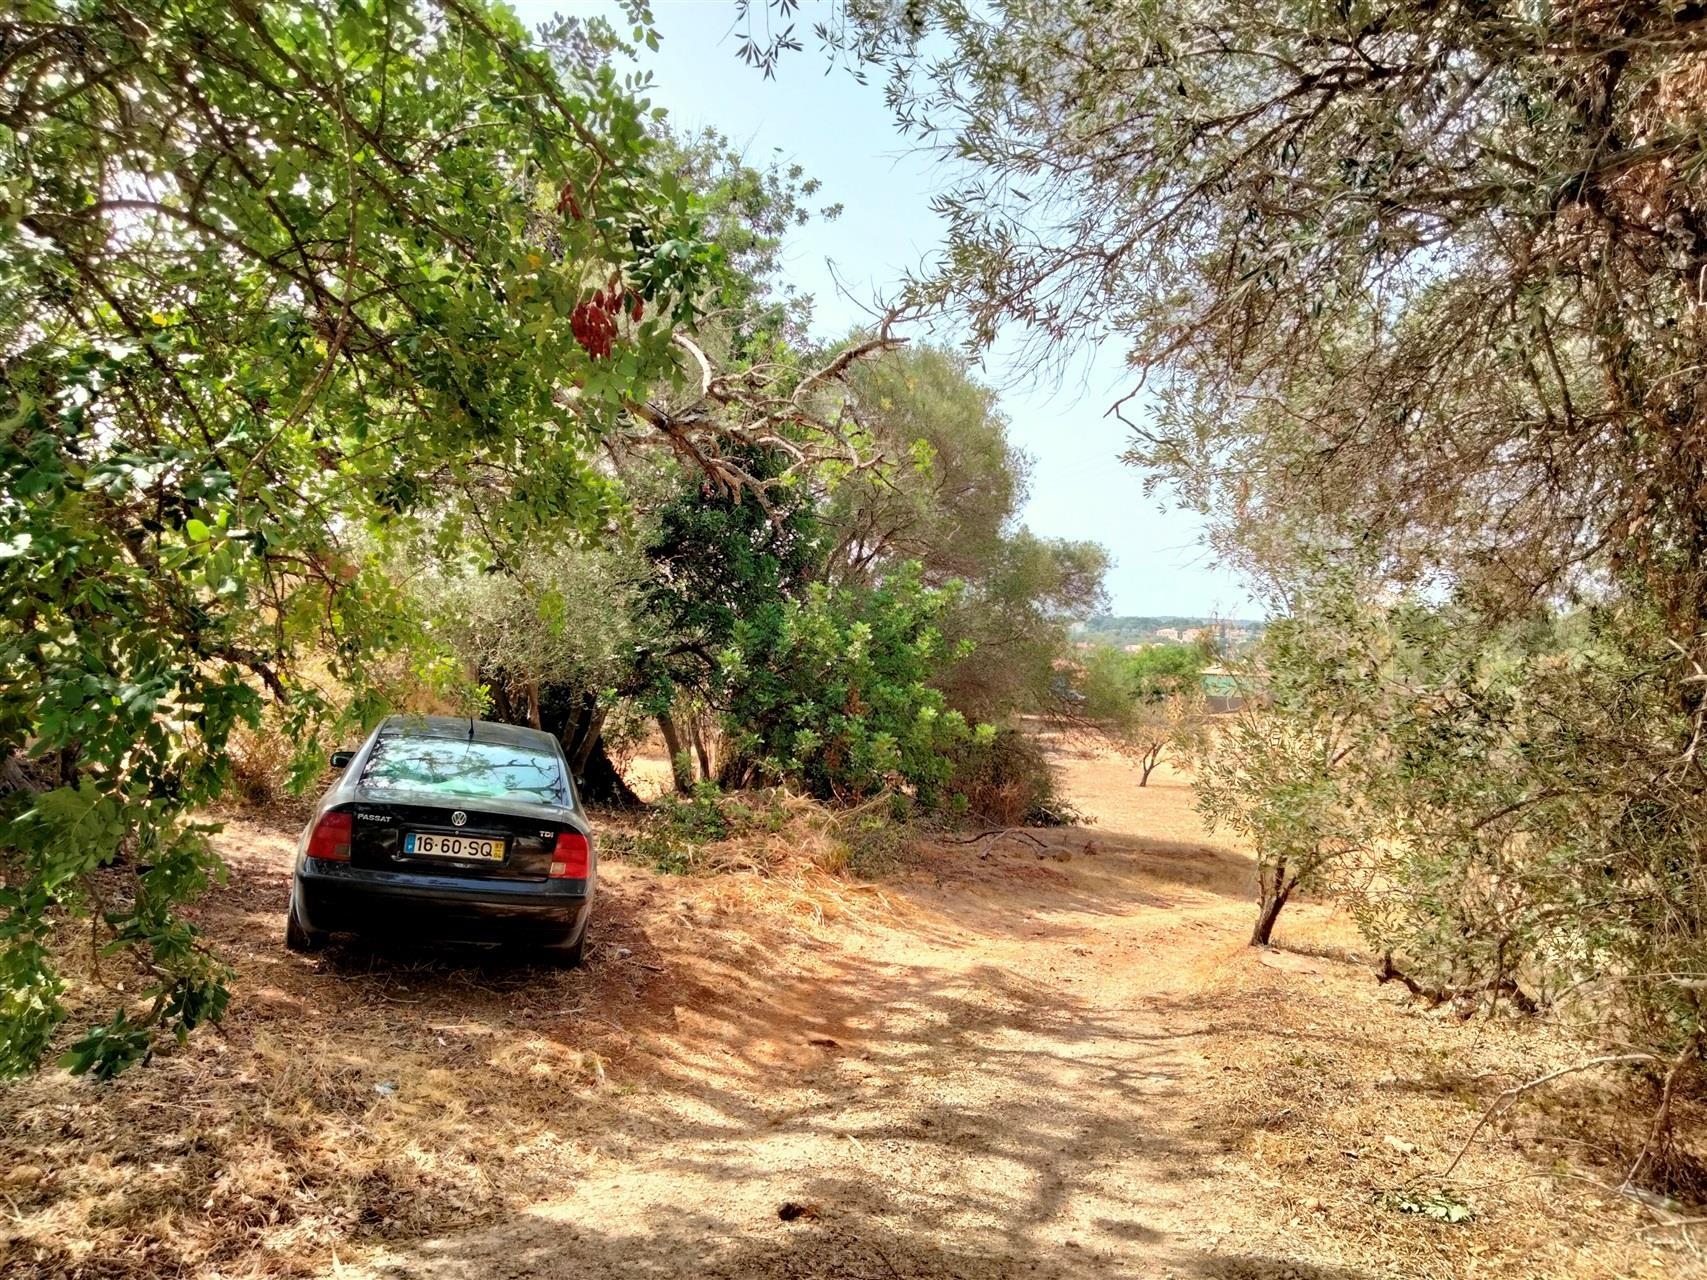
341, 747, 1665, 1280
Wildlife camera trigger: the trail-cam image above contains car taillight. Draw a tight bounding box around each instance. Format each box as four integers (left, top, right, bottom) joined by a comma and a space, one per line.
550, 831, 590, 879
307, 810, 353, 861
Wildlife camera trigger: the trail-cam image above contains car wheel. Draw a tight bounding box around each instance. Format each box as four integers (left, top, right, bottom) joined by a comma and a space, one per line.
541, 923, 587, 969
284, 890, 325, 953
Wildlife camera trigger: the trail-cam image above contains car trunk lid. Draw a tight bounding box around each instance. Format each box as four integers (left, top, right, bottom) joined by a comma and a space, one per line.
345, 799, 579, 882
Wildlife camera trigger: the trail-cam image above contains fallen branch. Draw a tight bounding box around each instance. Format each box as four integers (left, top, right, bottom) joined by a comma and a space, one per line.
1623, 1026, 1703, 1193
944, 827, 1049, 856
1376, 952, 1539, 1015
1437, 1053, 1662, 1183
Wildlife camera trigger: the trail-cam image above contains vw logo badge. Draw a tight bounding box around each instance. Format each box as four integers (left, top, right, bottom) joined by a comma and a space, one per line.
451, 811, 467, 828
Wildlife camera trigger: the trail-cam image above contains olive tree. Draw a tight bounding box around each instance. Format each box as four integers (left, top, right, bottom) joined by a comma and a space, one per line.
1193, 590, 1387, 946
1070, 644, 1207, 788
745, 0, 1707, 1176
828, 345, 1108, 720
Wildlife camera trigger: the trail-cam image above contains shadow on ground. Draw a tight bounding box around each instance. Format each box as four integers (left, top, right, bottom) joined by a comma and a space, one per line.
360, 1208, 1388, 1280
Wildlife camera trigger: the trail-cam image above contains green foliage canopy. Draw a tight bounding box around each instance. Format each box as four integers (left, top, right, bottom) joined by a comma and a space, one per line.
1197, 572, 1707, 1053
1068, 642, 1207, 787
0, 0, 720, 1076
799, 2, 1707, 623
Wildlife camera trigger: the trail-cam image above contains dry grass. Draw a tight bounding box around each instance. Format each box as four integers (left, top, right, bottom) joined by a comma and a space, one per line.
0, 818, 622, 1278
0, 793, 913, 1280
1006, 734, 1706, 1277
596, 785, 907, 931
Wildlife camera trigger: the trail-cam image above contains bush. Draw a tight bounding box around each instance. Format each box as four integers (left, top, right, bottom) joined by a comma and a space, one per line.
225, 723, 303, 808
942, 728, 1078, 826
819, 802, 916, 878
609, 783, 789, 875
1203, 576, 1707, 1185
603, 783, 926, 881
718, 564, 988, 802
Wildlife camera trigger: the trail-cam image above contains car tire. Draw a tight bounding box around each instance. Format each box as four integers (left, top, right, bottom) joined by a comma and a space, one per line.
284, 889, 325, 953
541, 923, 587, 969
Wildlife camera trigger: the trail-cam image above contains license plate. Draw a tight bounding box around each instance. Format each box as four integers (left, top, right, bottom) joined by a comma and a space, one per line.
404, 832, 505, 862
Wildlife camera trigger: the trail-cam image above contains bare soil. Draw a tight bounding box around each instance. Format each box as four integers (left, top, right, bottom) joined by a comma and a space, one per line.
2, 740, 1697, 1278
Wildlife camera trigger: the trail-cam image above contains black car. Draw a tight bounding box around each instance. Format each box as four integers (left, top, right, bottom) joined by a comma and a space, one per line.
286, 715, 596, 965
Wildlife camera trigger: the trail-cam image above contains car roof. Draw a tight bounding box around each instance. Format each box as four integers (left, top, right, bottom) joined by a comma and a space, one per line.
375, 715, 563, 754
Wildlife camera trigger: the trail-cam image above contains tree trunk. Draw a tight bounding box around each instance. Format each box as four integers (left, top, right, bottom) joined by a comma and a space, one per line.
1139, 755, 1158, 787
58, 743, 80, 788
1251, 862, 1294, 946
717, 753, 755, 791
656, 714, 692, 794
689, 715, 712, 781
560, 691, 598, 763
577, 731, 641, 808
524, 685, 633, 806
489, 678, 515, 724
570, 707, 607, 778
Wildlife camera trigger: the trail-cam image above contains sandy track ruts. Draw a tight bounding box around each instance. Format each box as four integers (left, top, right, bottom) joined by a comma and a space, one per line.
345, 747, 1665, 1280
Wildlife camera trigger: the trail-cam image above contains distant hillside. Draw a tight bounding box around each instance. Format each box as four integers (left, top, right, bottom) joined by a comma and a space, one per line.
1072, 615, 1266, 651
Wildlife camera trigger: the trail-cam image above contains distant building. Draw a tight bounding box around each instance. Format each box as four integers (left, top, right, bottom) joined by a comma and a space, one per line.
1200, 665, 1248, 714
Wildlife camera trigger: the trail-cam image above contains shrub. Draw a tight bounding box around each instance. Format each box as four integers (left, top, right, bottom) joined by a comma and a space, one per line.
604, 783, 923, 881
942, 728, 1077, 826
612, 783, 788, 875
1201, 575, 1707, 1186
718, 564, 990, 802
225, 723, 304, 809
820, 804, 916, 878
1070, 643, 1208, 786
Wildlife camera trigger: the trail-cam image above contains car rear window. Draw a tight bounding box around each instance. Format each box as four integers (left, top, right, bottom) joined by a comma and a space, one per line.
358, 736, 568, 804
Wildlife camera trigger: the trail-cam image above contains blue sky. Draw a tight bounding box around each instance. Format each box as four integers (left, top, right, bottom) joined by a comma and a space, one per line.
520, 2, 1259, 618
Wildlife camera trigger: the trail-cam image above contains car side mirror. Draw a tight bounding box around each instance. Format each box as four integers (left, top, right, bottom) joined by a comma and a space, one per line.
330, 750, 355, 768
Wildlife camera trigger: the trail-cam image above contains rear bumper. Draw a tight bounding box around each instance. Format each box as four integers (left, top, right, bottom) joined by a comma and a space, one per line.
294, 858, 592, 945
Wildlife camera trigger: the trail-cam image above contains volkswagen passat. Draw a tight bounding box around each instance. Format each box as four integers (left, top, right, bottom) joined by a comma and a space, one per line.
286, 715, 595, 965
